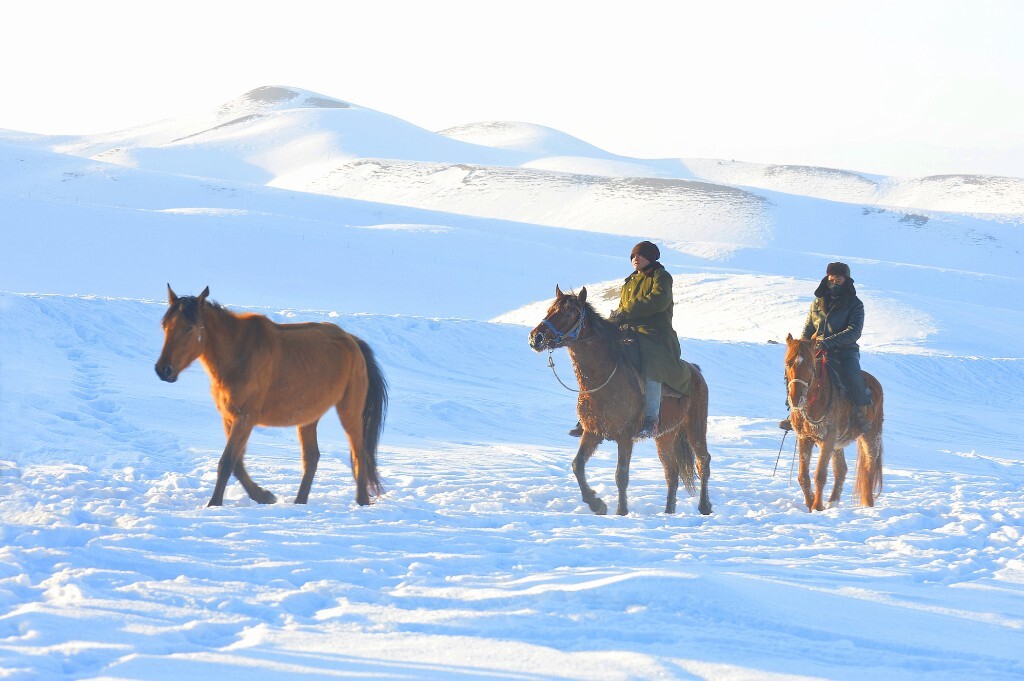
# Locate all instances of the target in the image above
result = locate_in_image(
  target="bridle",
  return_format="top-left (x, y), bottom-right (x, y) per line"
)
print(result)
top-left (538, 302), bottom-right (587, 347)
top-left (538, 302), bottom-right (618, 394)
top-left (787, 346), bottom-right (832, 425)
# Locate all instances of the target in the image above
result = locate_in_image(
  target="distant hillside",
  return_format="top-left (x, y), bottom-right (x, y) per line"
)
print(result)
top-left (6, 85), bottom-right (1016, 218)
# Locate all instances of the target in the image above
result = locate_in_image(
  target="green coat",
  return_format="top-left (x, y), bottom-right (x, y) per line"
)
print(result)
top-left (617, 263), bottom-right (691, 395)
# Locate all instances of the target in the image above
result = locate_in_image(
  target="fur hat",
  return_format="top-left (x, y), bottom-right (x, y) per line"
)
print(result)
top-left (631, 240), bottom-right (660, 262)
top-left (826, 261), bottom-right (851, 278)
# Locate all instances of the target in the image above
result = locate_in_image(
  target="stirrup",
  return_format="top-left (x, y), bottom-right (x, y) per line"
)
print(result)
top-left (569, 422), bottom-right (583, 437)
top-left (778, 418), bottom-right (792, 431)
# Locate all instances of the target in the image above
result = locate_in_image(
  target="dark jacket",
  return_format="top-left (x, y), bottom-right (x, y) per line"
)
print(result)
top-left (617, 263), bottom-right (691, 394)
top-left (801, 276), bottom-right (864, 350)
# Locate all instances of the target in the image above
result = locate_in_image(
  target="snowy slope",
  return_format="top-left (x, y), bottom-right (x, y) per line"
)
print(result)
top-left (2, 292), bottom-right (1022, 681)
top-left (46, 86), bottom-right (530, 184)
top-left (1, 86), bottom-right (1023, 680)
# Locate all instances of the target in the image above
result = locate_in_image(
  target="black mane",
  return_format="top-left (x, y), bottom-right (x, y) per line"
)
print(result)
top-left (162, 296), bottom-right (222, 326)
top-left (577, 298), bottom-right (641, 376)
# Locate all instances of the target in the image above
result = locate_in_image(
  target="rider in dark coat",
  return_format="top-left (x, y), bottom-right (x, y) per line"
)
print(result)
top-left (781, 261), bottom-right (872, 432)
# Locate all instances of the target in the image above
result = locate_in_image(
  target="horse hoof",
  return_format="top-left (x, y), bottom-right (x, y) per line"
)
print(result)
top-left (699, 503), bottom-right (712, 516)
top-left (592, 500), bottom-right (608, 515)
top-left (257, 492), bottom-right (277, 504)
top-left (616, 506), bottom-right (628, 516)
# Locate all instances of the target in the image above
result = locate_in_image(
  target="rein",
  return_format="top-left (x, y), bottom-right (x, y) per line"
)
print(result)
top-left (541, 305), bottom-right (618, 394)
top-left (547, 350), bottom-right (618, 394)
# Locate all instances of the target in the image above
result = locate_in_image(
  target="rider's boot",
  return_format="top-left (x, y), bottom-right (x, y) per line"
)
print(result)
top-left (854, 405), bottom-right (871, 433)
top-left (637, 417), bottom-right (659, 439)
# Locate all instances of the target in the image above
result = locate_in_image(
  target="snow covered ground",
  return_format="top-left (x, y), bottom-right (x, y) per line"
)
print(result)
top-left (1, 87), bottom-right (1022, 680)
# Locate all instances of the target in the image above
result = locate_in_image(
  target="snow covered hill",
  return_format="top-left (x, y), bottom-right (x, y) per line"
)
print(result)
top-left (1, 85), bottom-right (1023, 680)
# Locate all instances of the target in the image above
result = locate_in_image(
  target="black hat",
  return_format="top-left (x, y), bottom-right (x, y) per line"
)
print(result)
top-left (826, 262), bottom-right (851, 278)
top-left (631, 240), bottom-right (660, 262)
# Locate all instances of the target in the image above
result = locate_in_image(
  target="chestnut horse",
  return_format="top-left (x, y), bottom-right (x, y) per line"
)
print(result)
top-left (529, 287), bottom-right (712, 515)
top-left (155, 285), bottom-right (387, 507)
top-left (784, 334), bottom-right (884, 511)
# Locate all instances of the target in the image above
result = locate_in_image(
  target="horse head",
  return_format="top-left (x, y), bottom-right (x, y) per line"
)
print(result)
top-left (529, 286), bottom-right (588, 351)
top-left (784, 333), bottom-right (822, 411)
top-left (155, 284), bottom-right (210, 382)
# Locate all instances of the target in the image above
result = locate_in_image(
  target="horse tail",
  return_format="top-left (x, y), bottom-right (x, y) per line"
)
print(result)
top-left (676, 362), bottom-right (708, 496)
top-left (357, 338), bottom-right (388, 498)
top-left (676, 433), bottom-right (698, 496)
top-left (854, 385), bottom-right (884, 506)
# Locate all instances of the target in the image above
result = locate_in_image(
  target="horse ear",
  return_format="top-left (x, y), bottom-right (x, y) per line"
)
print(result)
top-left (167, 284), bottom-right (178, 305)
top-left (555, 285), bottom-right (563, 298)
top-left (579, 287), bottom-right (588, 305)
top-left (786, 333), bottom-right (794, 342)
top-left (199, 286), bottom-right (210, 303)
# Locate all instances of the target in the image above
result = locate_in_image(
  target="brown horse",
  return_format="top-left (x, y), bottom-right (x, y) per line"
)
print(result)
top-left (784, 334), bottom-right (884, 511)
top-left (529, 286), bottom-right (712, 515)
top-left (155, 285), bottom-right (387, 507)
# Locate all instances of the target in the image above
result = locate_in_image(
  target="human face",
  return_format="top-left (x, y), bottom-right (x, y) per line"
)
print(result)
top-left (827, 274), bottom-right (846, 286)
top-left (632, 253), bottom-right (649, 271)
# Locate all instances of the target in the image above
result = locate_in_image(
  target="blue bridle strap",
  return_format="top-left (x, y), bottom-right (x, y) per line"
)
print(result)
top-left (541, 306), bottom-right (586, 346)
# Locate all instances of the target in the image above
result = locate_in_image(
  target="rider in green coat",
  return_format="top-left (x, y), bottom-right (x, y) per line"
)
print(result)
top-left (569, 241), bottom-right (691, 439)
top-left (613, 242), bottom-right (692, 401)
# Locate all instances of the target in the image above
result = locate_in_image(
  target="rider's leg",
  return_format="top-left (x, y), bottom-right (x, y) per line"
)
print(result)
top-left (640, 379), bottom-right (661, 437)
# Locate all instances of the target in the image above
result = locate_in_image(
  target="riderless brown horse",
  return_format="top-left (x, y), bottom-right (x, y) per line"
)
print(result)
top-left (529, 286), bottom-right (712, 515)
top-left (784, 334), bottom-right (884, 510)
top-left (155, 285), bottom-right (387, 507)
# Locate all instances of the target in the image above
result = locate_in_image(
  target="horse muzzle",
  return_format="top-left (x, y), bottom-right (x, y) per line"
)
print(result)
top-left (529, 331), bottom-right (551, 352)
top-left (155, 362), bottom-right (177, 383)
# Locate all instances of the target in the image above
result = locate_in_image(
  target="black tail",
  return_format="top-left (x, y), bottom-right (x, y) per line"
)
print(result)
top-left (357, 338), bottom-right (388, 498)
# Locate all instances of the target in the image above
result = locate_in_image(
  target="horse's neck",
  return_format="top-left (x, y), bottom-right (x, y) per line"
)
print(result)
top-left (197, 305), bottom-right (245, 382)
top-left (567, 334), bottom-right (615, 384)
top-left (805, 355), bottom-right (833, 419)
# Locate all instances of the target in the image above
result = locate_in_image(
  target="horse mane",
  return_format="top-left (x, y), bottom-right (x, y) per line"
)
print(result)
top-left (577, 298), bottom-right (641, 377)
top-left (162, 295), bottom-right (227, 326)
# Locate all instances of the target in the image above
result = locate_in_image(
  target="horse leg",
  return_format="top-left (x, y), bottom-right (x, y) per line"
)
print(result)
top-left (811, 436), bottom-right (835, 512)
top-left (209, 416), bottom-right (255, 507)
top-left (295, 422), bottom-right (321, 504)
top-left (613, 437), bottom-right (634, 516)
top-left (655, 432), bottom-right (680, 514)
top-left (336, 396), bottom-right (370, 506)
top-left (572, 432), bottom-right (607, 515)
top-left (828, 447), bottom-right (848, 507)
top-left (795, 437), bottom-right (816, 511)
top-left (692, 440), bottom-right (713, 516)
top-left (684, 415), bottom-right (713, 516)
top-left (219, 417), bottom-right (276, 504)
top-left (232, 461), bottom-right (277, 504)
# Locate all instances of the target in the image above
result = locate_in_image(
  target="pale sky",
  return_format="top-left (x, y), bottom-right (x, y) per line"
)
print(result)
top-left (4, 0), bottom-right (1022, 178)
